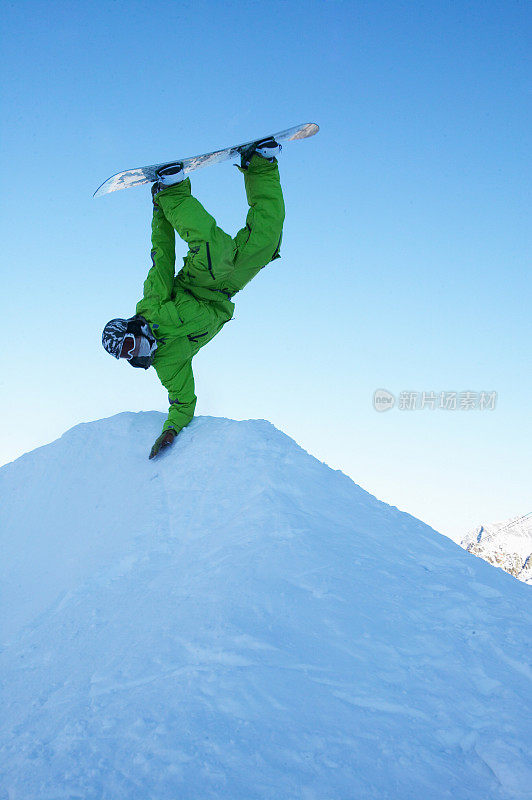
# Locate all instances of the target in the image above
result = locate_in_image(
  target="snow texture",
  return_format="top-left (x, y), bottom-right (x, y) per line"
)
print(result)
top-left (0, 412), bottom-right (531, 799)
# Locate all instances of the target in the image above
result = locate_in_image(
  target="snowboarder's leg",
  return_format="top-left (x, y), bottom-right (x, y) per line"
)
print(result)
top-left (225, 155), bottom-right (285, 296)
top-left (154, 178), bottom-right (235, 289)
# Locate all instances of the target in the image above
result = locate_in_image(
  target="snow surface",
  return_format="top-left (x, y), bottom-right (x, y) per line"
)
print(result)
top-left (1, 412), bottom-right (531, 800)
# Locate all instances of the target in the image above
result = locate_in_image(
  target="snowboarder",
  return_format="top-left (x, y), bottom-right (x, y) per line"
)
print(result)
top-left (102, 139), bottom-right (284, 459)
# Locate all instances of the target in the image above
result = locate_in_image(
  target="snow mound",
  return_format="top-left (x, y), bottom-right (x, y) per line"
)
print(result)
top-left (1, 412), bottom-right (531, 800)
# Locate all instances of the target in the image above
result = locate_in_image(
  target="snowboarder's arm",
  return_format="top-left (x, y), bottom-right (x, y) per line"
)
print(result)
top-left (148, 358), bottom-right (196, 458)
top-left (138, 205), bottom-right (176, 309)
top-left (159, 358), bottom-right (197, 437)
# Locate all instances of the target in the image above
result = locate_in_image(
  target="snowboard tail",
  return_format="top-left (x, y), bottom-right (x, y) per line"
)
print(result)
top-left (94, 122), bottom-right (319, 198)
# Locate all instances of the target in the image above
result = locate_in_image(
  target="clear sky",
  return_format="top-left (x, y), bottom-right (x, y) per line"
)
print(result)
top-left (1, 0), bottom-right (530, 542)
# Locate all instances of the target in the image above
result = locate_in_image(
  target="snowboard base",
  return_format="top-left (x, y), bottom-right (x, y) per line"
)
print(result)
top-left (94, 122), bottom-right (319, 198)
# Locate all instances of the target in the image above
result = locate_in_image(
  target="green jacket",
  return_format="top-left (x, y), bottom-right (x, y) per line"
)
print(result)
top-left (135, 157), bottom-right (285, 436)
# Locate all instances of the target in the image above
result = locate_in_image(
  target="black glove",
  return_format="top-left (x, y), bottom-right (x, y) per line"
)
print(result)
top-left (149, 428), bottom-right (177, 459)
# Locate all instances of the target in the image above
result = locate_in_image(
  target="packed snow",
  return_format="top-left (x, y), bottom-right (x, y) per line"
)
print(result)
top-left (1, 412), bottom-right (531, 799)
top-left (462, 516), bottom-right (532, 584)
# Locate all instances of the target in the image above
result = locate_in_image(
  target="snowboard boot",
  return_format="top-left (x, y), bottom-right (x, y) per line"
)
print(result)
top-left (152, 162), bottom-right (186, 199)
top-left (240, 138), bottom-right (282, 169)
top-left (156, 162), bottom-right (186, 185)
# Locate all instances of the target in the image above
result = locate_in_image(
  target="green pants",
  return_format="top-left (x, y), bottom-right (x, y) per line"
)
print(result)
top-left (154, 154), bottom-right (285, 300)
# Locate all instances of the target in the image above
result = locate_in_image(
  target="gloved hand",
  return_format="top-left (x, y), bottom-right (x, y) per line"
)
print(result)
top-left (149, 428), bottom-right (177, 459)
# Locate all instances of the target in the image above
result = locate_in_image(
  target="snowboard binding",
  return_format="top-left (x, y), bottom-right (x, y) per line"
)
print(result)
top-left (240, 138), bottom-right (282, 169)
top-left (155, 162), bottom-right (186, 186)
top-left (151, 162), bottom-right (186, 201)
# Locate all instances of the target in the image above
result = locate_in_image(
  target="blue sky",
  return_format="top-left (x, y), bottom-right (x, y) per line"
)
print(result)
top-left (1, 0), bottom-right (530, 541)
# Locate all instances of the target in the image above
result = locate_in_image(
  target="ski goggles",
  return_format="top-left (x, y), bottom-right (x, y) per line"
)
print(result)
top-left (127, 332), bottom-right (158, 370)
top-left (120, 333), bottom-right (137, 360)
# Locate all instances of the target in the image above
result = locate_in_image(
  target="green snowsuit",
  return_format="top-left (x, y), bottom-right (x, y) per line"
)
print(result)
top-left (135, 155), bottom-right (285, 436)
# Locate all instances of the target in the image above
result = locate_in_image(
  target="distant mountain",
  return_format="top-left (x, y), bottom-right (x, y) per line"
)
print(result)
top-left (1, 413), bottom-right (531, 800)
top-left (461, 514), bottom-right (532, 584)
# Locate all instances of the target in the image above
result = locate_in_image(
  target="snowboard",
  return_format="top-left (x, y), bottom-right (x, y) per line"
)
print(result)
top-left (93, 122), bottom-right (319, 198)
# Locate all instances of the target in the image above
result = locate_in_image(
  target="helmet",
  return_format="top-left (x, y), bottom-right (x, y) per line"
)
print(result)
top-left (102, 318), bottom-right (128, 359)
top-left (102, 315), bottom-right (158, 369)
